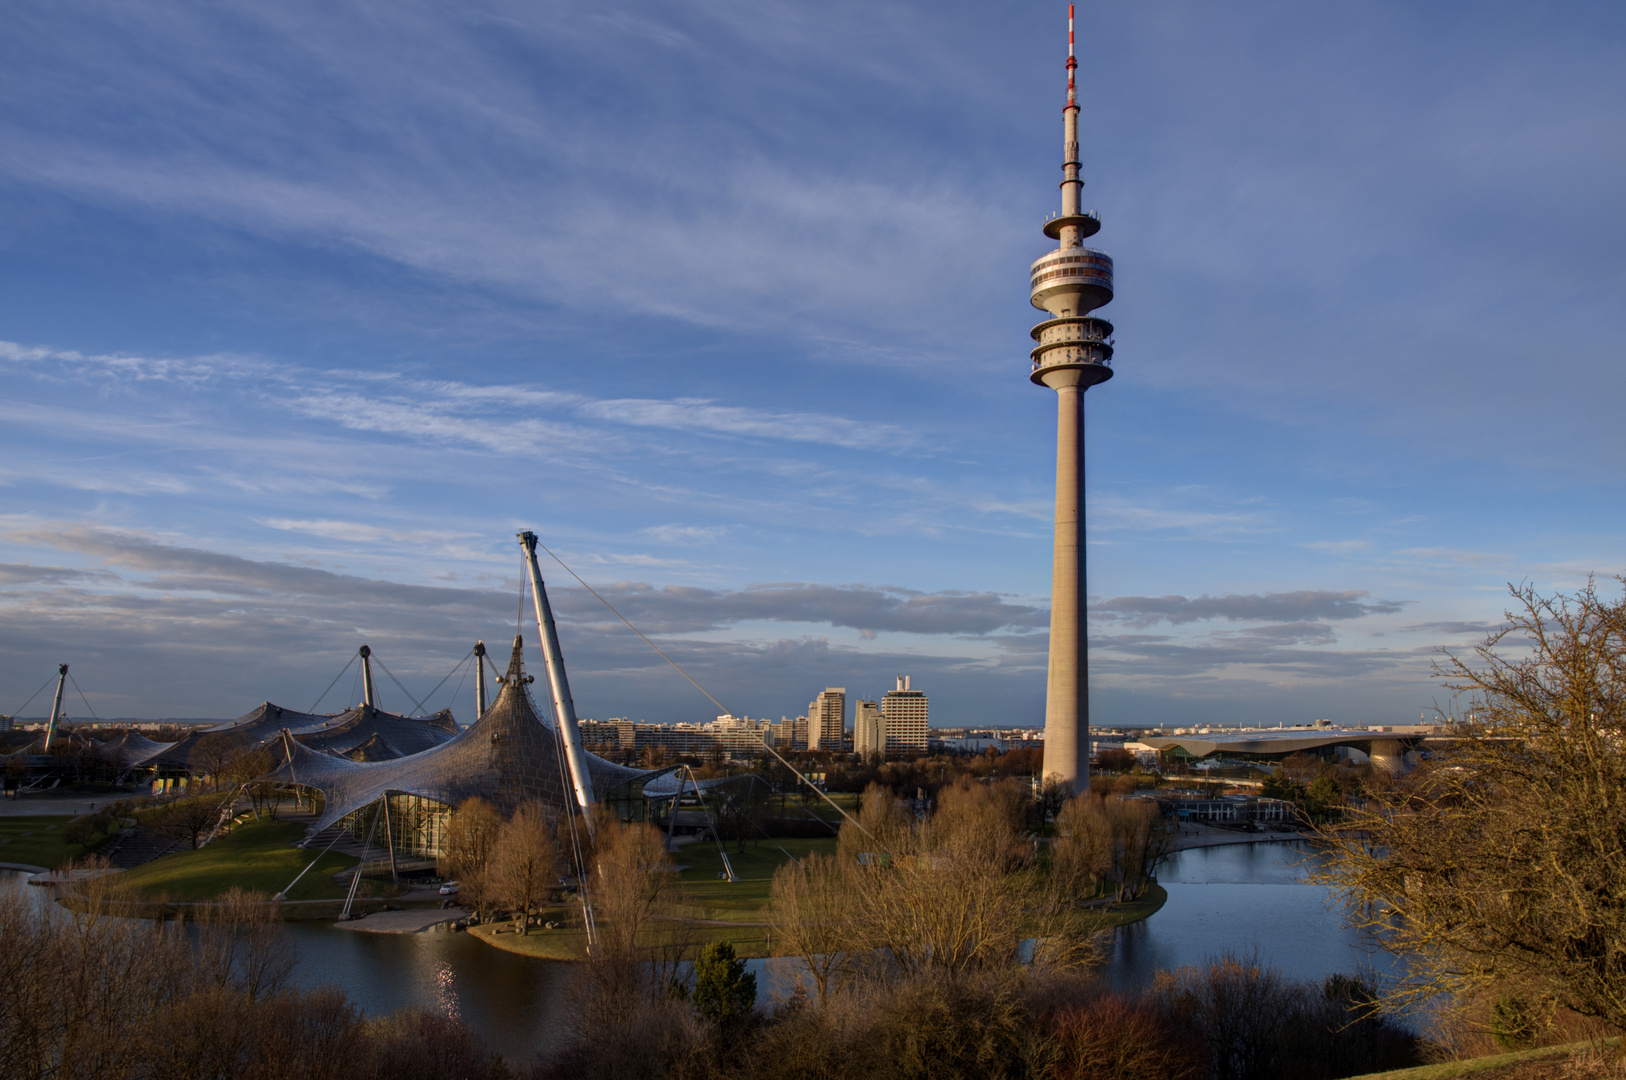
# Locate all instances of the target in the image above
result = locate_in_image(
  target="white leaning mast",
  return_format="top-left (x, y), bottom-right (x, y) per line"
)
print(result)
top-left (518, 531), bottom-right (596, 820)
top-left (42, 663), bottom-right (68, 752)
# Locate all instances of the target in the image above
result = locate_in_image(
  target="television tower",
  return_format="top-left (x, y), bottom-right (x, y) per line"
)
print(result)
top-left (1030, 5), bottom-right (1114, 793)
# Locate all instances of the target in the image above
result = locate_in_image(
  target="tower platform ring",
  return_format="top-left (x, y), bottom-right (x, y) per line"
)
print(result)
top-left (1042, 212), bottom-right (1101, 240)
top-left (1031, 360), bottom-right (1114, 389)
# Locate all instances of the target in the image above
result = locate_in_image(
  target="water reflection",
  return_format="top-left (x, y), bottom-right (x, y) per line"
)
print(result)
top-left (1105, 841), bottom-right (1389, 991)
top-left (282, 923), bottom-right (573, 1062)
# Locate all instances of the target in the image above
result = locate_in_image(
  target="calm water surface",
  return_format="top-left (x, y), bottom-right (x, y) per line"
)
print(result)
top-left (1103, 841), bottom-right (1389, 991)
top-left (6, 841), bottom-right (1387, 1065)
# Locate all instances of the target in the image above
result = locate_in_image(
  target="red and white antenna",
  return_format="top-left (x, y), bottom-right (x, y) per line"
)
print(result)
top-left (1066, 4), bottom-right (1078, 109)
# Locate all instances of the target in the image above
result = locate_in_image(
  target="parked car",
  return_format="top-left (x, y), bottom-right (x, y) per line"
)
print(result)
top-left (438, 881), bottom-right (460, 895)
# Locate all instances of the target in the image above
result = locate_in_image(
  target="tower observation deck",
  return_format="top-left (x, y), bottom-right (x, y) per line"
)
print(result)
top-left (1033, 6), bottom-right (1114, 793)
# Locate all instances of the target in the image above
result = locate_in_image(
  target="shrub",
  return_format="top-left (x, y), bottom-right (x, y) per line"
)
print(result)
top-left (1047, 994), bottom-right (1203, 1080)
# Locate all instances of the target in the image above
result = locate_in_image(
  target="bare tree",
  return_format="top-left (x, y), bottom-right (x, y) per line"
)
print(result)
top-left (216, 747), bottom-right (280, 818)
top-left (194, 887), bottom-right (295, 999)
top-left (840, 779), bottom-right (1105, 980)
top-left (592, 819), bottom-right (676, 958)
top-left (187, 733), bottom-right (251, 791)
top-left (438, 797), bottom-right (503, 918)
top-left (769, 851), bottom-right (852, 1005)
top-left (835, 781), bottom-right (913, 865)
top-left (0, 870), bottom-right (512, 1080)
top-left (1050, 792), bottom-right (1170, 904)
top-left (148, 793), bottom-right (230, 849)
top-left (1053, 793), bottom-right (1114, 900)
top-left (1104, 796), bottom-right (1171, 903)
top-left (1316, 579), bottom-right (1626, 1034)
top-left (486, 801), bottom-right (560, 935)
top-left (1036, 776), bottom-right (1070, 825)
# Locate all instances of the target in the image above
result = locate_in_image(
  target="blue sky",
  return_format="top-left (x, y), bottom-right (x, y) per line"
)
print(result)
top-left (2, 1), bottom-right (1623, 727)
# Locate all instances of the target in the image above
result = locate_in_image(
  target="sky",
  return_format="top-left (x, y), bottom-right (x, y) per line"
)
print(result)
top-left (2, 1), bottom-right (1624, 728)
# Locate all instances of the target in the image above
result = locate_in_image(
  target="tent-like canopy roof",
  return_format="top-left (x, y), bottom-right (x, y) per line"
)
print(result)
top-left (299, 704), bottom-right (458, 759)
top-left (206, 702), bottom-right (344, 740)
top-left (340, 732), bottom-right (402, 762)
top-left (142, 700), bottom-right (461, 773)
top-left (94, 730), bottom-right (174, 770)
top-left (266, 636), bottom-right (656, 836)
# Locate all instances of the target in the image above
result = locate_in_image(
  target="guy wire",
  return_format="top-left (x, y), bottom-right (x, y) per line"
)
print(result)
top-left (532, 537), bottom-right (870, 839)
top-left (67, 672), bottom-right (101, 722)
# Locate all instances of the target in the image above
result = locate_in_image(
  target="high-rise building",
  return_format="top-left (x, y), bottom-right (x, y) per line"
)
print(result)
top-left (770, 715), bottom-right (809, 750)
top-left (808, 688), bottom-right (846, 751)
top-left (880, 675), bottom-right (928, 756)
top-left (1028, 6), bottom-right (1115, 793)
top-left (854, 700), bottom-right (884, 759)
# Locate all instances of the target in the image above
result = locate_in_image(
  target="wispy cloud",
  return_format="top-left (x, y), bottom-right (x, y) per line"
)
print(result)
top-left (0, 563), bottom-right (116, 586)
top-left (1092, 495), bottom-right (1273, 536)
top-left (257, 519), bottom-right (472, 546)
top-left (1404, 620), bottom-right (1503, 637)
top-left (1397, 547), bottom-right (1510, 566)
top-left (580, 397), bottom-right (911, 451)
top-left (1302, 539), bottom-right (1374, 554)
top-left (1093, 590), bottom-right (1406, 627)
top-left (641, 524), bottom-right (728, 544)
top-left (1092, 632), bottom-right (1426, 682)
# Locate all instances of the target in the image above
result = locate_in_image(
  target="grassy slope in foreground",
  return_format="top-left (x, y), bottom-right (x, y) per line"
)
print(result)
top-left (1348, 1040), bottom-right (1620, 1080)
top-left (116, 818), bottom-right (357, 902)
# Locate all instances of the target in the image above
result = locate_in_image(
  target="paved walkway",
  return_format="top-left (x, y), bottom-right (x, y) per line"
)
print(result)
top-left (1168, 825), bottom-right (1308, 852)
top-left (333, 908), bottom-right (461, 933)
top-left (0, 861), bottom-right (49, 874)
top-left (0, 794), bottom-right (110, 817)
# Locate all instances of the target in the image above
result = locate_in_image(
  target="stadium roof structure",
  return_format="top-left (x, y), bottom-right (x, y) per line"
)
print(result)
top-left (93, 699), bottom-right (461, 776)
top-left (1141, 728), bottom-right (1425, 771)
top-left (205, 702), bottom-right (339, 739)
top-left (294, 704), bottom-right (458, 758)
top-left (267, 635), bottom-right (659, 836)
top-left (96, 730), bottom-right (175, 771)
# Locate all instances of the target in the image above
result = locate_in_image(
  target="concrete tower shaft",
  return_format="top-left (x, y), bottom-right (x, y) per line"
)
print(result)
top-left (1032, 5), bottom-right (1115, 794)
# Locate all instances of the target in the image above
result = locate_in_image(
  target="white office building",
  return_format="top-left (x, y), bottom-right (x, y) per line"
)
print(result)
top-left (880, 675), bottom-right (928, 756)
top-left (854, 700), bottom-right (884, 759)
top-left (808, 688), bottom-right (846, 751)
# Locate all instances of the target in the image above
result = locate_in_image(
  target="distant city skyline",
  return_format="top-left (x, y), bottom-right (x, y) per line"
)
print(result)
top-left (2, 2), bottom-right (1624, 727)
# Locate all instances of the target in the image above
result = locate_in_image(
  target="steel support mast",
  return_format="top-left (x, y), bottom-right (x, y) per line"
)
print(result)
top-left (518, 531), bottom-right (596, 819)
top-left (473, 640), bottom-right (490, 719)
top-left (42, 663), bottom-right (68, 752)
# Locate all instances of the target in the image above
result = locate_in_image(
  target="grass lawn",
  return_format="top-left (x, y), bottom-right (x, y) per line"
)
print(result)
top-left (1078, 882), bottom-right (1166, 931)
top-left (476, 885), bottom-right (1167, 964)
top-left (116, 818), bottom-right (358, 902)
top-left (473, 839), bottom-right (1168, 963)
top-left (673, 836), bottom-right (839, 920)
top-left (0, 815), bottom-right (102, 870)
top-left (471, 913), bottom-right (782, 962)
top-left (1347, 1040), bottom-right (1619, 1080)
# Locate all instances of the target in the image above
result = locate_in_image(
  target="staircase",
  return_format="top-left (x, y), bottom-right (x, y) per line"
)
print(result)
top-left (301, 821), bottom-right (376, 860)
top-left (300, 821), bottom-right (436, 879)
top-left (103, 827), bottom-right (186, 869)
